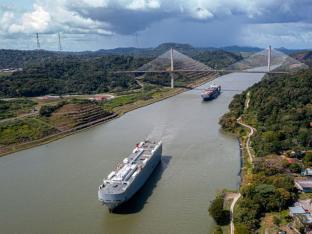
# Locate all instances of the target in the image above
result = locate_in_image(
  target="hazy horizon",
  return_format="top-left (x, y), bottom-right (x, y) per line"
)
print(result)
top-left (1, 42), bottom-right (311, 53)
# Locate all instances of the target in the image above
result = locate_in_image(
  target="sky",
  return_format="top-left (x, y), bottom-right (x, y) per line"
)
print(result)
top-left (0, 0), bottom-right (312, 51)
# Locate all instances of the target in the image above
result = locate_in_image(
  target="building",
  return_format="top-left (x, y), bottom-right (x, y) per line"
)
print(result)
top-left (302, 169), bottom-right (312, 176)
top-left (295, 199), bottom-right (312, 213)
top-left (289, 206), bottom-right (306, 217)
top-left (295, 179), bottom-right (312, 192)
top-left (88, 95), bottom-right (109, 102)
top-left (294, 213), bottom-right (312, 232)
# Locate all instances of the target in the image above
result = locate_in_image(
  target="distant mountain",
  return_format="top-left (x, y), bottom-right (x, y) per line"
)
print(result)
top-left (291, 50), bottom-right (312, 67)
top-left (276, 47), bottom-right (308, 55)
top-left (89, 47), bottom-right (154, 57)
top-left (220, 45), bottom-right (263, 53)
top-left (154, 43), bottom-right (197, 55)
top-left (195, 45), bottom-right (262, 53)
top-left (93, 43), bottom-right (198, 57)
top-left (0, 43), bottom-right (241, 69)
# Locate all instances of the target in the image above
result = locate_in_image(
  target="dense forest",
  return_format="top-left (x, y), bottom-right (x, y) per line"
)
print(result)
top-left (220, 68), bottom-right (312, 156)
top-left (0, 56), bottom-right (148, 97)
top-left (0, 43), bottom-right (242, 97)
top-left (248, 69), bottom-right (312, 156)
top-left (0, 49), bottom-right (62, 69)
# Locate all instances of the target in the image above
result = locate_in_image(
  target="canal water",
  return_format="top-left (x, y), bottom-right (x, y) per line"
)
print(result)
top-left (0, 72), bottom-right (264, 234)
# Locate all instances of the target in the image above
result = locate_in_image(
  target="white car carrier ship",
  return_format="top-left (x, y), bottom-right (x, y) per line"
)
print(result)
top-left (98, 140), bottom-right (162, 212)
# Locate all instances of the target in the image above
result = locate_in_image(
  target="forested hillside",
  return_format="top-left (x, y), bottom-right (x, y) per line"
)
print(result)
top-left (0, 49), bottom-right (62, 69)
top-left (248, 70), bottom-right (312, 156)
top-left (0, 43), bottom-right (242, 97)
top-left (220, 68), bottom-right (312, 156)
top-left (0, 56), bottom-right (148, 97)
top-left (292, 50), bottom-right (312, 67)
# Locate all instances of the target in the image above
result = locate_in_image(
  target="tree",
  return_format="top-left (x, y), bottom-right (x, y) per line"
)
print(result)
top-left (303, 152), bottom-right (312, 168)
top-left (213, 226), bottom-right (223, 234)
top-left (234, 204), bottom-right (259, 230)
top-left (288, 163), bottom-right (302, 173)
top-left (273, 216), bottom-right (280, 226)
top-left (208, 194), bottom-right (230, 226)
top-left (234, 224), bottom-right (251, 234)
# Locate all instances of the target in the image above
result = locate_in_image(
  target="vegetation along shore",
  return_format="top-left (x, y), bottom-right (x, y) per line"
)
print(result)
top-left (210, 54), bottom-right (312, 234)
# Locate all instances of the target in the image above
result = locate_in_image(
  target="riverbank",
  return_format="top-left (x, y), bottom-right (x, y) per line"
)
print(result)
top-left (217, 68), bottom-right (312, 233)
top-left (223, 93), bottom-right (252, 234)
top-left (0, 74), bottom-right (217, 157)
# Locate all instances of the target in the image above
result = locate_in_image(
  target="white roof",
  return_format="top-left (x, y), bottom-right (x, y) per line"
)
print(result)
top-left (289, 206), bottom-right (306, 214)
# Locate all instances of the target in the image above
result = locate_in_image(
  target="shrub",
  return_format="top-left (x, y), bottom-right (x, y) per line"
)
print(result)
top-left (303, 152), bottom-right (312, 168)
top-left (273, 216), bottom-right (280, 226)
top-left (234, 224), bottom-right (251, 234)
top-left (288, 163), bottom-right (302, 173)
top-left (213, 226), bottom-right (223, 234)
top-left (208, 194), bottom-right (231, 226)
top-left (39, 101), bottom-right (66, 117)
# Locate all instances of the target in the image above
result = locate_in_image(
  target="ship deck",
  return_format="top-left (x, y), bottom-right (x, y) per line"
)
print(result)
top-left (100, 140), bottom-right (159, 194)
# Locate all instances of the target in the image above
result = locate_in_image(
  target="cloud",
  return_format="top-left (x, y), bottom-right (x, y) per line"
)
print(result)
top-left (8, 4), bottom-right (51, 33)
top-left (241, 22), bottom-right (312, 48)
top-left (1, 0), bottom-right (311, 36)
top-left (0, 0), bottom-right (312, 50)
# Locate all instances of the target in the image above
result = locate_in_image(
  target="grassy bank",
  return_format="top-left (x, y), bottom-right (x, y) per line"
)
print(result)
top-left (0, 99), bottom-right (36, 120)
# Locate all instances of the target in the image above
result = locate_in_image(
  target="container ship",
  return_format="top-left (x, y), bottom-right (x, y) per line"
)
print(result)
top-left (201, 84), bottom-right (221, 101)
top-left (98, 140), bottom-right (162, 212)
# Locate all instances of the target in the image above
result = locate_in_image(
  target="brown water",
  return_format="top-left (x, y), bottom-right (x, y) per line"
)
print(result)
top-left (0, 72), bottom-right (264, 234)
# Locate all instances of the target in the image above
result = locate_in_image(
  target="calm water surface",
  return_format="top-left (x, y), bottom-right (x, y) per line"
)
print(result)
top-left (0, 72), bottom-right (264, 234)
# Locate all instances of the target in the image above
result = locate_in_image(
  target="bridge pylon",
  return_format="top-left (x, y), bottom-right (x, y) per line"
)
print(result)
top-left (170, 48), bottom-right (174, 88)
top-left (267, 45), bottom-right (271, 72)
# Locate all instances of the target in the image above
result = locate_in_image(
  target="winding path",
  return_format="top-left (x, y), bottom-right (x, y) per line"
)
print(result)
top-left (230, 193), bottom-right (241, 234)
top-left (237, 117), bottom-right (255, 163)
top-left (230, 92), bottom-right (256, 234)
top-left (237, 91), bottom-right (256, 163)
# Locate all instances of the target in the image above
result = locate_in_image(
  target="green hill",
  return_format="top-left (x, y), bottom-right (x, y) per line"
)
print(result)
top-left (291, 50), bottom-right (312, 67)
top-left (220, 68), bottom-right (312, 156)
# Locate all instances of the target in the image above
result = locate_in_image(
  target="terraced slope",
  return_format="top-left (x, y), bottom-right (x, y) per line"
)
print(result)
top-left (49, 103), bottom-right (112, 131)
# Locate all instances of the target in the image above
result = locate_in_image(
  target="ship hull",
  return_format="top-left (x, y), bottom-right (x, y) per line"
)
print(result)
top-left (201, 90), bottom-right (221, 101)
top-left (98, 144), bottom-right (162, 211)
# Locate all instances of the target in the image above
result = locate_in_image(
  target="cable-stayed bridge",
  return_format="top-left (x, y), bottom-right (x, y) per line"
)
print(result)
top-left (115, 46), bottom-right (308, 88)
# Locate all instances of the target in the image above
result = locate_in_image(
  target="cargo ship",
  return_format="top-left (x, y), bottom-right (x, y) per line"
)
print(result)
top-left (98, 140), bottom-right (162, 212)
top-left (201, 84), bottom-right (221, 101)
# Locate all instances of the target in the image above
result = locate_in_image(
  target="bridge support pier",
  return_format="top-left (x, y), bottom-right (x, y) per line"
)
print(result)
top-left (170, 48), bottom-right (174, 88)
top-left (170, 73), bottom-right (174, 88)
top-left (268, 45), bottom-right (271, 72)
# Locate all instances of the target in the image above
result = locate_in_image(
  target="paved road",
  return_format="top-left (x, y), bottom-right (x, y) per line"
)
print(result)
top-left (230, 193), bottom-right (241, 234)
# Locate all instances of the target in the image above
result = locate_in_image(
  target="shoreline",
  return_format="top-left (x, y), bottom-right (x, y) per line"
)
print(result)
top-left (0, 74), bottom-right (218, 157)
